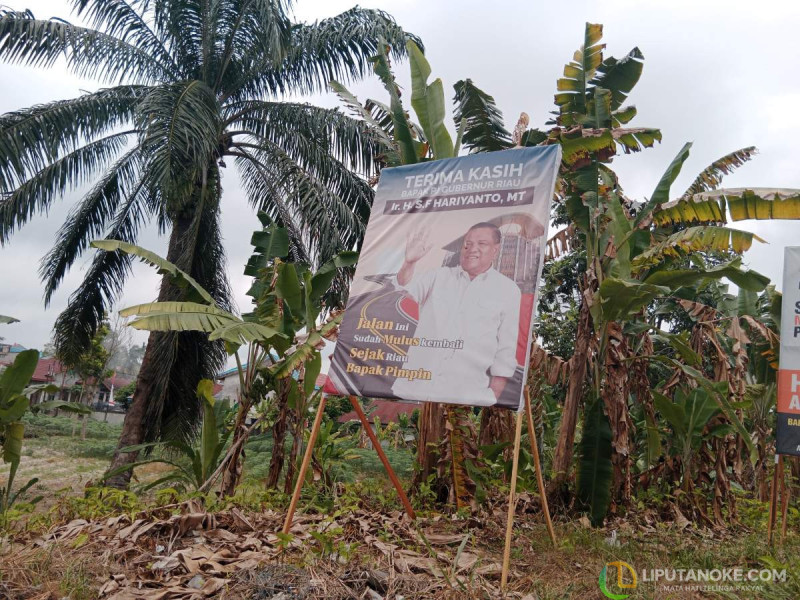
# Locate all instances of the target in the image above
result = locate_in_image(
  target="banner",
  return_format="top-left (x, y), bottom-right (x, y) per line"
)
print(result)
top-left (324, 145), bottom-right (561, 411)
top-left (777, 246), bottom-right (800, 455)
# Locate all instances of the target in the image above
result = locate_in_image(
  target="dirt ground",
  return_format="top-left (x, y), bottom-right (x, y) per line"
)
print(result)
top-left (0, 438), bottom-right (108, 507)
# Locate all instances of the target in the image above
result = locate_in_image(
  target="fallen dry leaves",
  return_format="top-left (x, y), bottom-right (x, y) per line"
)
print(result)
top-left (2, 500), bottom-right (521, 599)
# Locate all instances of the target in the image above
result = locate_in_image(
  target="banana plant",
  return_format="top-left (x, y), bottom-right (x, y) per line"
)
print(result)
top-left (102, 379), bottom-right (233, 492)
top-left (653, 387), bottom-right (724, 487)
top-left (93, 216), bottom-right (357, 496)
top-left (0, 347), bottom-right (89, 517)
top-left (551, 27), bottom-right (799, 526)
top-left (1, 348), bottom-right (38, 515)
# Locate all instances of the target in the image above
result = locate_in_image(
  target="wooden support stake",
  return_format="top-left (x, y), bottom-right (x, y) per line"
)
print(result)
top-left (282, 394), bottom-right (328, 535)
top-left (501, 410), bottom-right (524, 591)
top-left (768, 454), bottom-right (781, 546)
top-left (524, 388), bottom-right (557, 547)
top-left (780, 457), bottom-right (790, 544)
top-left (349, 396), bottom-right (416, 521)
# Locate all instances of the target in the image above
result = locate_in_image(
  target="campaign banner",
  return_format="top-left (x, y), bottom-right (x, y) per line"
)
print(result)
top-left (777, 246), bottom-right (800, 455)
top-left (324, 145), bottom-right (561, 411)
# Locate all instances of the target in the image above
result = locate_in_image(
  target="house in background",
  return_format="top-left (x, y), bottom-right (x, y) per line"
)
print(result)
top-left (0, 348), bottom-right (132, 408)
top-left (213, 366), bottom-right (326, 403)
top-left (0, 353), bottom-right (80, 405)
top-left (214, 365), bottom-right (241, 402)
top-left (337, 398), bottom-right (418, 427)
top-left (0, 342), bottom-right (29, 364)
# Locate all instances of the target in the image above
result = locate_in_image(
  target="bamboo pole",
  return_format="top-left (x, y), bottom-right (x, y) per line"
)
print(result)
top-left (524, 388), bottom-right (556, 547)
top-left (501, 410), bottom-right (524, 591)
top-left (768, 454), bottom-right (781, 546)
top-left (348, 396), bottom-right (416, 520)
top-left (780, 458), bottom-right (790, 544)
top-left (282, 395), bottom-right (328, 535)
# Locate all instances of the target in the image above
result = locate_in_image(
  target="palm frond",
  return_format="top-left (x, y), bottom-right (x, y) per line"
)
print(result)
top-left (232, 8), bottom-right (420, 98)
top-left (681, 147), bottom-right (757, 198)
top-left (71, 0), bottom-right (179, 75)
top-left (1, 131), bottom-right (135, 244)
top-left (39, 145), bottom-right (146, 304)
top-left (328, 82), bottom-right (396, 151)
top-left (452, 79), bottom-right (512, 153)
top-left (0, 85), bottom-right (147, 191)
top-left (52, 186), bottom-right (152, 364)
top-left (234, 155), bottom-right (311, 264)
top-left (232, 141), bottom-right (370, 260)
top-left (234, 147), bottom-right (366, 309)
top-left (0, 9), bottom-right (177, 83)
top-left (135, 80), bottom-right (221, 209)
top-left (150, 0), bottom-right (203, 76)
top-left (212, 0), bottom-right (291, 92)
top-left (227, 101), bottom-right (382, 176)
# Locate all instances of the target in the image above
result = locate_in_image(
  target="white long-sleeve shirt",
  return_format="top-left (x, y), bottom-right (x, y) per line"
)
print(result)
top-left (391, 265), bottom-right (521, 406)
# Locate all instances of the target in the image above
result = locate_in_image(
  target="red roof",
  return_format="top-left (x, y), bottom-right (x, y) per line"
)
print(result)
top-left (315, 373), bottom-right (328, 389)
top-left (30, 357), bottom-right (69, 383)
top-left (338, 399), bottom-right (419, 424)
top-left (103, 374), bottom-right (133, 390)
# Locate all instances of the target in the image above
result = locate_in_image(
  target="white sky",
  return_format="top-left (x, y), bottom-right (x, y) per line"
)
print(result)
top-left (1, 0), bottom-right (799, 352)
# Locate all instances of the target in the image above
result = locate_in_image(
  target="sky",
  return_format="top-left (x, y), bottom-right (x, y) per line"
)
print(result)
top-left (1, 0), bottom-right (799, 355)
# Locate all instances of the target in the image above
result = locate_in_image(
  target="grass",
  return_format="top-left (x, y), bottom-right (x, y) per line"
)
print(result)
top-left (242, 433), bottom-right (414, 485)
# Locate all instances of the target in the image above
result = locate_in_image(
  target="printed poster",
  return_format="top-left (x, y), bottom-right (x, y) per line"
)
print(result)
top-left (324, 145), bottom-right (561, 411)
top-left (777, 246), bottom-right (800, 455)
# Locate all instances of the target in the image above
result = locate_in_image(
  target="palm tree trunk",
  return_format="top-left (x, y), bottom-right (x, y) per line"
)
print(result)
top-left (104, 215), bottom-right (196, 489)
top-left (104, 329), bottom-right (162, 488)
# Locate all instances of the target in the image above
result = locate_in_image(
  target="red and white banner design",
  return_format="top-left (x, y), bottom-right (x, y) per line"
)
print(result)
top-left (777, 246), bottom-right (800, 455)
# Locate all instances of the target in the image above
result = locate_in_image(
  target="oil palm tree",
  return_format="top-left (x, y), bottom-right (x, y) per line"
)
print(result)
top-left (0, 0), bottom-right (417, 486)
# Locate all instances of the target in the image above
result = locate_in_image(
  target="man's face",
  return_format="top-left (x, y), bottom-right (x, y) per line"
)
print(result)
top-left (460, 227), bottom-right (500, 277)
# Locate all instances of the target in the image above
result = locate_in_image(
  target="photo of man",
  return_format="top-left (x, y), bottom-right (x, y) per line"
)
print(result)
top-left (392, 222), bottom-right (520, 406)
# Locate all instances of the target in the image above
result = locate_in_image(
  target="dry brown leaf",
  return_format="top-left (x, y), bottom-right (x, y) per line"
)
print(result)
top-left (229, 508), bottom-right (254, 532)
top-left (174, 549), bottom-right (201, 575)
top-left (454, 551), bottom-right (479, 571)
top-left (203, 560), bottom-right (236, 574)
top-left (175, 513), bottom-right (214, 536)
top-left (421, 532), bottom-right (463, 545)
top-left (239, 537), bottom-right (262, 551)
top-left (116, 519), bottom-right (145, 541)
top-left (151, 556), bottom-right (182, 573)
top-left (204, 528), bottom-right (238, 543)
top-left (394, 551), bottom-right (437, 575)
top-left (475, 562), bottom-right (503, 576)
